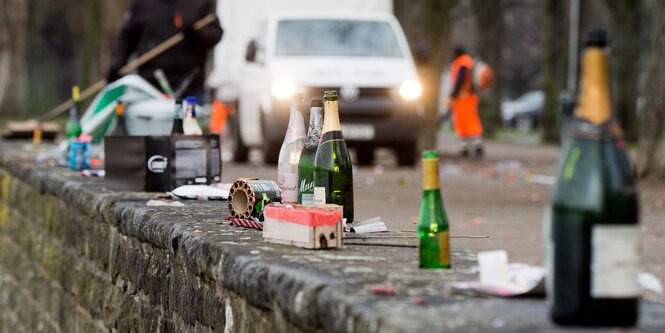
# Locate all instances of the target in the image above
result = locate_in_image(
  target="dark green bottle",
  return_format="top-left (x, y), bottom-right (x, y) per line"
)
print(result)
top-left (65, 86), bottom-right (82, 142)
top-left (549, 30), bottom-right (639, 327)
top-left (418, 150), bottom-right (450, 268)
top-left (298, 98), bottom-right (324, 205)
top-left (111, 101), bottom-right (128, 136)
top-left (314, 91), bottom-right (354, 222)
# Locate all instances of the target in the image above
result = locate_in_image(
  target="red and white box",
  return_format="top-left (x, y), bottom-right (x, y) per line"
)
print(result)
top-left (263, 204), bottom-right (343, 249)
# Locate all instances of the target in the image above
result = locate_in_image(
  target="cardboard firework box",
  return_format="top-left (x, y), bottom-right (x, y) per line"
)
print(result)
top-left (104, 134), bottom-right (221, 192)
top-left (263, 204), bottom-right (344, 249)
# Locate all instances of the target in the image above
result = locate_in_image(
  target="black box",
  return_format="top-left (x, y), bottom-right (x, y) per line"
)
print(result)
top-left (104, 134), bottom-right (221, 192)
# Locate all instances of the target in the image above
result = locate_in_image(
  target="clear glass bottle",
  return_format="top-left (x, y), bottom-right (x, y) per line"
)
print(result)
top-left (277, 93), bottom-right (306, 204)
top-left (183, 96), bottom-right (202, 135)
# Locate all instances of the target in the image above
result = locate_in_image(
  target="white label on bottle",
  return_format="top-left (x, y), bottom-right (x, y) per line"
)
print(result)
top-left (313, 187), bottom-right (326, 205)
top-left (591, 225), bottom-right (641, 298)
top-left (277, 172), bottom-right (299, 204)
top-left (301, 194), bottom-right (314, 205)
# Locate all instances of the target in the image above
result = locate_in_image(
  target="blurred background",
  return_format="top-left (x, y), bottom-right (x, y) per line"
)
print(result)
top-left (0, 0), bottom-right (663, 175)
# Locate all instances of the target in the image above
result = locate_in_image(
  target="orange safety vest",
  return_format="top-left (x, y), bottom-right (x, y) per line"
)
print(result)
top-left (450, 55), bottom-right (483, 138)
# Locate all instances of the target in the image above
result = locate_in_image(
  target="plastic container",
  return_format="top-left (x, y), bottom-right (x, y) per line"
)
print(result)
top-left (124, 99), bottom-right (175, 136)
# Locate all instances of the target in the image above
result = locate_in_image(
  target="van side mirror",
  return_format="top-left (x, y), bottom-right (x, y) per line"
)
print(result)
top-left (246, 40), bottom-right (258, 62)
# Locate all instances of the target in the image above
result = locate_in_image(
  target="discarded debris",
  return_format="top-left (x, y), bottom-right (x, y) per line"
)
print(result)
top-left (172, 184), bottom-right (230, 200)
top-left (146, 199), bottom-right (185, 207)
top-left (263, 204), bottom-right (344, 249)
top-left (228, 179), bottom-right (282, 220)
top-left (451, 250), bottom-right (545, 297)
top-left (81, 170), bottom-right (105, 178)
top-left (639, 272), bottom-right (664, 294)
top-left (372, 280), bottom-right (396, 296)
top-left (525, 174), bottom-right (556, 185)
top-left (411, 297), bottom-right (427, 305)
top-left (227, 216), bottom-right (264, 230)
top-left (349, 216), bottom-right (387, 233)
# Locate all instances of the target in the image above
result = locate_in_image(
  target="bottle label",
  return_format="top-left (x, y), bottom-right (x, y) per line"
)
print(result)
top-left (319, 130), bottom-right (344, 145)
top-left (313, 187), bottom-right (326, 205)
top-left (301, 194), bottom-right (314, 205)
top-left (591, 225), bottom-right (641, 298)
top-left (422, 157), bottom-right (440, 190)
top-left (277, 172), bottom-right (299, 204)
top-left (439, 231), bottom-right (450, 266)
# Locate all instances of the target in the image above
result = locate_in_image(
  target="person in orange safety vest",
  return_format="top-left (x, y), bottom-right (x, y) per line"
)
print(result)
top-left (448, 46), bottom-right (484, 157)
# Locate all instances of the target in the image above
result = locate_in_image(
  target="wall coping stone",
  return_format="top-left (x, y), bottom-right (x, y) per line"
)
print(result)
top-left (2, 141), bottom-right (665, 332)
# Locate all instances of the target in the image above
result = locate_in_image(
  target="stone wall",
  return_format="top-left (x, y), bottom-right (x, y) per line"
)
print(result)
top-left (0, 156), bottom-right (307, 332)
top-left (2, 144), bottom-right (665, 332)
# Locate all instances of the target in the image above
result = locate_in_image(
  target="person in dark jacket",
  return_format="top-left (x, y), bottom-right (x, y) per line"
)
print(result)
top-left (107, 0), bottom-right (223, 98)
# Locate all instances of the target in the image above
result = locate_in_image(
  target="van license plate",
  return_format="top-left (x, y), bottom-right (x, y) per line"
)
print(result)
top-left (341, 124), bottom-right (375, 140)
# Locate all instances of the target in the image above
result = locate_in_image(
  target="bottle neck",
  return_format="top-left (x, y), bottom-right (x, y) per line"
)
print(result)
top-left (422, 157), bottom-right (440, 191)
top-left (322, 100), bottom-right (341, 133)
top-left (574, 48), bottom-right (612, 125)
top-left (285, 104), bottom-right (305, 142)
top-left (69, 106), bottom-right (78, 119)
top-left (174, 103), bottom-right (183, 119)
top-left (186, 104), bottom-right (196, 119)
top-left (306, 106), bottom-right (324, 141)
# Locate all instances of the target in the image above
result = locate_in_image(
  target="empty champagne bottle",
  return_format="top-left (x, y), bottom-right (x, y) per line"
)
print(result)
top-left (298, 98), bottom-right (324, 205)
top-left (277, 93), bottom-right (306, 204)
top-left (418, 150), bottom-right (450, 268)
top-left (171, 99), bottom-right (184, 135)
top-left (111, 101), bottom-right (128, 136)
top-left (183, 96), bottom-right (203, 135)
top-left (65, 86), bottom-right (82, 142)
top-left (314, 91), bottom-right (353, 222)
top-left (548, 30), bottom-right (639, 326)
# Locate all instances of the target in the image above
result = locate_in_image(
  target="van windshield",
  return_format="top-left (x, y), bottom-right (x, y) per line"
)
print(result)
top-left (275, 19), bottom-right (403, 58)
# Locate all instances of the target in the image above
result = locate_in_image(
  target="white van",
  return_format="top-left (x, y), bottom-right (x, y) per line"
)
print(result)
top-left (210, 1), bottom-right (423, 165)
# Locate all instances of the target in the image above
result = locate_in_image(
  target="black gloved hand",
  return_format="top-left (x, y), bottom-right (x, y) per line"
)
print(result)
top-left (107, 64), bottom-right (121, 83)
top-left (182, 24), bottom-right (197, 40)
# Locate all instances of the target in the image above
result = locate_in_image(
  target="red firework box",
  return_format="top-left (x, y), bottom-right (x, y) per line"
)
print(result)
top-left (263, 204), bottom-right (344, 249)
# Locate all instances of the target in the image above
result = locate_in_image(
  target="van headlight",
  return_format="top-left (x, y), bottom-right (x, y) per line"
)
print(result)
top-left (271, 78), bottom-right (295, 99)
top-left (399, 80), bottom-right (422, 100)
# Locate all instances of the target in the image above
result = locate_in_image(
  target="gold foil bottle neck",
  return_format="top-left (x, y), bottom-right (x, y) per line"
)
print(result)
top-left (422, 157), bottom-right (440, 190)
top-left (574, 48), bottom-right (612, 125)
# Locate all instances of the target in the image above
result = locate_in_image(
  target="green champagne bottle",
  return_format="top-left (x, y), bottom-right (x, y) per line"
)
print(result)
top-left (549, 30), bottom-right (639, 326)
top-left (418, 150), bottom-right (450, 268)
top-left (298, 98), bottom-right (324, 205)
top-left (65, 86), bottom-right (82, 142)
top-left (314, 91), bottom-right (354, 222)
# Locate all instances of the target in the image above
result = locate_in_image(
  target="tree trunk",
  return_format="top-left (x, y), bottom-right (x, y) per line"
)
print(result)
top-left (541, 0), bottom-right (568, 143)
top-left (637, 1), bottom-right (665, 177)
top-left (606, 0), bottom-right (641, 143)
top-left (470, 0), bottom-right (504, 138)
top-left (394, 0), bottom-right (456, 151)
top-left (0, 0), bottom-right (27, 117)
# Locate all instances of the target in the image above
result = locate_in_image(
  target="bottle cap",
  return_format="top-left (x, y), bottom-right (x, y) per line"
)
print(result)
top-left (422, 150), bottom-right (439, 159)
top-left (115, 101), bottom-right (124, 116)
top-left (323, 91), bottom-right (338, 98)
top-left (310, 98), bottom-right (323, 107)
top-left (185, 96), bottom-right (196, 104)
top-left (584, 29), bottom-right (608, 48)
top-left (72, 86), bottom-right (80, 101)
